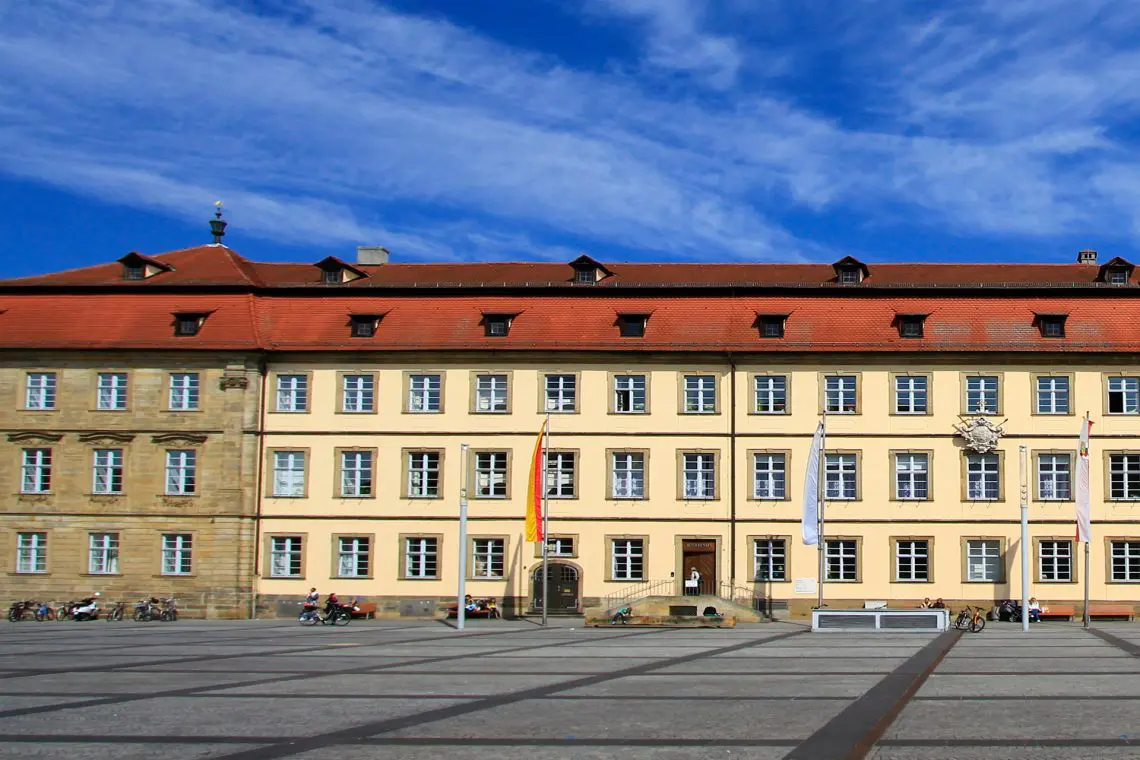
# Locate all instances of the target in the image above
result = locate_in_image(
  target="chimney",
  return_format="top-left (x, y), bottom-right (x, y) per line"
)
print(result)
top-left (356, 246), bottom-right (390, 265)
top-left (1077, 249), bottom-right (1098, 264)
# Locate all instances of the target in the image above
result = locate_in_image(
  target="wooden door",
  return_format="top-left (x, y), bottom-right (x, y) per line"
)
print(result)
top-left (533, 563), bottom-right (579, 612)
top-left (681, 540), bottom-right (717, 595)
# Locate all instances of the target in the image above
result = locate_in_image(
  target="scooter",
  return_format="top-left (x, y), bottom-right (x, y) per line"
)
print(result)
top-left (70, 594), bottom-right (100, 621)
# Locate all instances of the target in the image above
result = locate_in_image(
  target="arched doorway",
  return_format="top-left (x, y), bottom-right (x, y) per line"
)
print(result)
top-left (532, 563), bottom-right (580, 612)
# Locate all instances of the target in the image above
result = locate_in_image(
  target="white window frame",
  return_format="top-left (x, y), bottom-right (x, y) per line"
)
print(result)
top-left (169, 373), bottom-right (200, 411)
top-left (474, 374), bottom-right (509, 413)
top-left (1109, 454), bottom-right (1140, 500)
top-left (472, 538), bottom-right (505, 578)
top-left (275, 374), bottom-right (308, 413)
top-left (965, 376), bottom-right (999, 414)
top-left (545, 451), bottom-right (576, 499)
top-left (20, 448), bottom-right (52, 494)
top-left (1035, 376), bottom-right (1069, 415)
top-left (824, 375), bottom-right (857, 414)
top-left (545, 536), bottom-right (575, 557)
top-left (895, 539), bottom-right (929, 582)
top-left (92, 448), bottom-right (124, 495)
top-left (165, 449), bottom-right (197, 496)
top-left (611, 539), bottom-right (644, 581)
top-left (612, 452), bottom-right (645, 499)
top-left (614, 374), bottom-right (647, 414)
top-left (407, 451), bottom-right (441, 498)
top-left (894, 376), bottom-right (927, 414)
top-left (825, 453), bottom-right (857, 500)
top-left (340, 451), bottom-right (374, 497)
top-left (825, 539), bottom-right (857, 581)
top-left (408, 373), bottom-right (442, 413)
top-left (1038, 454), bottom-right (1071, 501)
top-left (405, 537), bottom-right (438, 579)
top-left (1107, 377), bottom-right (1140, 415)
top-left (337, 536), bottom-right (370, 578)
top-left (753, 538), bottom-right (786, 581)
top-left (544, 374), bottom-right (577, 413)
top-left (96, 372), bottom-right (128, 410)
top-left (1110, 541), bottom-right (1140, 582)
top-left (342, 374), bottom-right (375, 413)
top-left (683, 375), bottom-right (717, 414)
top-left (272, 451), bottom-right (306, 497)
top-left (682, 453), bottom-right (716, 500)
top-left (475, 451), bottom-right (508, 498)
top-left (752, 453), bottom-right (786, 499)
top-left (966, 454), bottom-right (999, 500)
top-left (15, 532), bottom-right (46, 574)
top-left (1038, 540), bottom-right (1071, 582)
top-left (894, 453), bottom-right (928, 500)
top-left (966, 539), bottom-right (1001, 582)
top-left (88, 533), bottom-right (120, 575)
top-left (754, 375), bottom-right (787, 414)
top-left (161, 534), bottom-right (193, 576)
top-left (269, 536), bottom-right (303, 578)
top-left (25, 372), bottom-right (57, 410)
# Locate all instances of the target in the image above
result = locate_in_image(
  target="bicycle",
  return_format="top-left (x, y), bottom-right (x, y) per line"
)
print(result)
top-left (105, 602), bottom-right (126, 622)
top-left (953, 605), bottom-right (987, 633)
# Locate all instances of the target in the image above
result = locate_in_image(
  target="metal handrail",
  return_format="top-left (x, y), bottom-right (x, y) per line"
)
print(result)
top-left (601, 578), bottom-right (674, 611)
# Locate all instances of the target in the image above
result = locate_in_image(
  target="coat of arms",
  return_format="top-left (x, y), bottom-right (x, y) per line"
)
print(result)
top-left (954, 417), bottom-right (1005, 453)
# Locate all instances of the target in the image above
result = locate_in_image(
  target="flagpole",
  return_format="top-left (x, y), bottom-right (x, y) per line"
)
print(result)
top-left (1019, 445), bottom-right (1029, 633)
top-left (541, 415), bottom-right (551, 627)
top-left (456, 443), bottom-right (469, 633)
top-left (817, 409), bottom-right (827, 610)
top-left (1082, 412), bottom-right (1091, 629)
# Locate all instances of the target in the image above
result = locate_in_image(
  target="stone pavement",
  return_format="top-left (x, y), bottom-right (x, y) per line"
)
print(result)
top-left (0, 618), bottom-right (1136, 759)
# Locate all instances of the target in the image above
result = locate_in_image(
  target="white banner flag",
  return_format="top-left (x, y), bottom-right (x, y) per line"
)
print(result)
top-left (1076, 415), bottom-right (1092, 543)
top-left (802, 421), bottom-right (824, 545)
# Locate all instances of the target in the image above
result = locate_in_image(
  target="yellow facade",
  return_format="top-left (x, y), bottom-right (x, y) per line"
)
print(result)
top-left (256, 354), bottom-right (1140, 617)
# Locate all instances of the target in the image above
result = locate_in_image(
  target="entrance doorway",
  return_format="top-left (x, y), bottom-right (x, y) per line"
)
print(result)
top-left (681, 539), bottom-right (717, 595)
top-left (532, 563), bottom-right (580, 612)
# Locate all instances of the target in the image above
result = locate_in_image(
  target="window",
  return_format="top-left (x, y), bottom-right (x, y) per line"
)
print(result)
top-left (474, 451), bottom-right (508, 498)
top-left (825, 539), bottom-right (857, 581)
top-left (350, 315), bottom-right (378, 338)
top-left (899, 317), bottom-right (924, 338)
top-left (272, 451), bottom-right (306, 497)
top-left (269, 536), bottom-right (303, 578)
top-left (275, 374), bottom-right (308, 413)
top-left (754, 375), bottom-right (787, 414)
top-left (1036, 376), bottom-right (1070, 415)
top-left (20, 448), bottom-right (51, 493)
top-left (408, 373), bottom-right (442, 413)
top-left (15, 533), bottom-right (46, 574)
top-left (544, 536), bottom-right (575, 557)
top-left (337, 536), bottom-right (370, 578)
top-left (407, 451), bottom-right (441, 498)
top-left (322, 268), bottom-right (342, 284)
top-left (966, 539), bottom-right (1002, 582)
top-left (1109, 270), bottom-right (1129, 285)
top-left (1109, 454), bottom-right (1140, 500)
top-left (825, 453), bottom-right (857, 500)
top-left (894, 376), bottom-right (928, 414)
top-left (1111, 541), bottom-right (1140, 582)
top-left (546, 451), bottom-right (576, 498)
top-left (758, 316), bottom-right (785, 338)
top-left (611, 538), bottom-right (644, 581)
top-left (824, 375), bottom-right (857, 413)
top-left (88, 533), bottom-right (119, 575)
top-left (683, 375), bottom-right (717, 414)
top-left (1107, 377), bottom-right (1140, 415)
top-left (165, 450), bottom-right (197, 495)
top-left (474, 374), bottom-right (509, 413)
top-left (161, 534), bottom-right (193, 575)
top-left (894, 453), bottom-right (928, 500)
top-left (838, 268), bottom-right (860, 285)
top-left (174, 314), bottom-right (203, 336)
top-left (575, 268), bottom-right (595, 284)
top-left (966, 454), bottom-right (1000, 500)
top-left (1039, 540), bottom-right (1072, 582)
top-left (611, 452), bottom-right (646, 499)
top-left (1037, 315), bottom-right (1066, 338)
top-left (544, 374), bottom-right (577, 413)
top-left (472, 538), bottom-right (505, 578)
top-left (753, 538), bottom-right (787, 581)
top-left (752, 453), bottom-right (786, 499)
top-left (895, 539), bottom-right (929, 582)
top-left (340, 451), bottom-right (374, 497)
top-left (341, 374), bottom-right (375, 413)
top-left (1038, 454), bottom-right (1071, 500)
top-left (965, 375), bottom-right (999, 414)
top-left (614, 374), bottom-right (647, 413)
top-left (617, 314), bottom-right (647, 337)
top-left (96, 373), bottom-right (128, 410)
top-left (25, 372), bottom-right (56, 410)
top-left (484, 315), bottom-right (512, 337)
top-left (169, 373), bottom-right (200, 411)
top-left (124, 264), bottom-right (145, 280)
top-left (92, 449), bottom-right (124, 494)
top-left (404, 536), bottom-right (438, 579)
top-left (682, 453), bottom-right (716, 500)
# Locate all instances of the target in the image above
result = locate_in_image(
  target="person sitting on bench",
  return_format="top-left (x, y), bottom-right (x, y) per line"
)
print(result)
top-left (1028, 597), bottom-right (1044, 623)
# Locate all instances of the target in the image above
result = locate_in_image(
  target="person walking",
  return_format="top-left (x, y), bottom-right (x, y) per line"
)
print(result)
top-left (688, 567), bottom-right (702, 596)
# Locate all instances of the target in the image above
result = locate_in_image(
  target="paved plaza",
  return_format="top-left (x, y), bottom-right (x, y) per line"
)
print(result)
top-left (0, 619), bottom-right (1138, 759)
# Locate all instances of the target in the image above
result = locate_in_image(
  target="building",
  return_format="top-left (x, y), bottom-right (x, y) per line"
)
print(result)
top-left (3, 239), bottom-right (1140, 618)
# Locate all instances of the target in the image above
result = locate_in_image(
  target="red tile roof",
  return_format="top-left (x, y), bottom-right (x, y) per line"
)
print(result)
top-left (2, 245), bottom-right (1139, 353)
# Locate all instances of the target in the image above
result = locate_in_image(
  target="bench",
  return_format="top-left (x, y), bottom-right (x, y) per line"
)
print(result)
top-left (1089, 603), bottom-right (1135, 621)
top-left (351, 602), bottom-right (377, 619)
top-left (446, 606), bottom-right (501, 619)
top-left (1039, 604), bottom-right (1075, 621)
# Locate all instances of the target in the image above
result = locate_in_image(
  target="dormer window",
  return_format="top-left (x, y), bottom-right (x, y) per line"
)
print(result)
top-left (897, 315), bottom-right (926, 339)
top-left (118, 252), bottom-right (172, 281)
top-left (568, 254), bottom-right (612, 286)
top-left (617, 313), bottom-right (648, 338)
top-left (484, 314), bottom-right (513, 337)
top-left (1036, 314), bottom-right (1067, 338)
top-left (1109, 270), bottom-right (1128, 286)
top-left (172, 312), bottom-right (207, 337)
top-left (839, 268), bottom-right (859, 285)
top-left (1097, 257), bottom-right (1134, 286)
top-left (349, 314), bottom-right (381, 338)
top-left (832, 256), bottom-right (869, 286)
top-left (315, 256), bottom-right (367, 285)
top-left (322, 269), bottom-right (342, 284)
top-left (124, 265), bottom-right (145, 281)
top-left (575, 269), bottom-right (596, 284)
top-left (756, 315), bottom-right (786, 339)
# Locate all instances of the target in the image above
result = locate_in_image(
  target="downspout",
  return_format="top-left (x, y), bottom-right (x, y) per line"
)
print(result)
top-left (249, 353), bottom-right (268, 619)
top-left (728, 350), bottom-right (737, 588)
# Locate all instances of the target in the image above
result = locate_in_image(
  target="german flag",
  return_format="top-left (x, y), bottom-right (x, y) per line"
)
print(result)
top-left (525, 420), bottom-right (547, 543)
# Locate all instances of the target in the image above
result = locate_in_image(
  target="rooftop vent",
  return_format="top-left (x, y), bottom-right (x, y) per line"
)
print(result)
top-left (356, 246), bottom-right (390, 265)
top-left (1077, 249), bottom-right (1098, 264)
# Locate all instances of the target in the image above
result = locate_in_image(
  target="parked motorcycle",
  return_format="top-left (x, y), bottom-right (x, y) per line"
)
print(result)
top-left (7, 600), bottom-right (37, 622)
top-left (69, 595), bottom-right (100, 621)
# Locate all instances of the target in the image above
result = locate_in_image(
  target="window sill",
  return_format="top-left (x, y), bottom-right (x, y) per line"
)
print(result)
top-left (19, 408), bottom-right (58, 413)
top-left (406, 495), bottom-right (443, 501)
top-left (1037, 499), bottom-right (1075, 504)
top-left (605, 578), bottom-right (645, 584)
top-left (266, 575), bottom-right (306, 581)
top-left (336, 495), bottom-right (377, 500)
top-left (891, 579), bottom-right (933, 584)
top-left (9, 571), bottom-right (49, 577)
top-left (269, 494), bottom-right (307, 500)
top-left (334, 575), bottom-right (374, 580)
top-left (157, 574), bottom-right (196, 579)
top-left (609, 497), bottom-right (648, 501)
top-left (963, 579), bottom-right (1004, 584)
top-left (337, 410), bottom-right (378, 415)
top-left (80, 573), bottom-right (123, 578)
top-left (750, 410), bottom-right (789, 416)
top-left (892, 498), bottom-right (931, 503)
top-left (163, 408), bottom-right (202, 414)
top-left (161, 493), bottom-right (200, 499)
top-left (399, 576), bottom-right (440, 581)
top-left (270, 410), bottom-right (310, 415)
top-left (754, 577), bottom-right (790, 583)
top-left (467, 576), bottom-right (506, 582)
top-left (404, 410), bottom-right (443, 414)
top-left (91, 409), bottom-right (130, 413)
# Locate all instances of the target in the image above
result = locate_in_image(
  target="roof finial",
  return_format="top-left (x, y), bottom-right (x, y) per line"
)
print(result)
top-left (209, 200), bottom-right (227, 244)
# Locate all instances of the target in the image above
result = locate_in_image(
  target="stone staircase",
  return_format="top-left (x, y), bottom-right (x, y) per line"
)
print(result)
top-left (584, 591), bottom-right (769, 625)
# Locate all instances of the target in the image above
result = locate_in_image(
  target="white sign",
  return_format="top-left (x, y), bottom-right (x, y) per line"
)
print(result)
top-left (684, 580), bottom-right (698, 588)
top-left (794, 577), bottom-right (818, 595)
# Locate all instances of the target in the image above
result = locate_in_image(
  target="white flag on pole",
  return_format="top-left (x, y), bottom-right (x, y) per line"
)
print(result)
top-left (1076, 415), bottom-right (1092, 543)
top-left (802, 422), bottom-right (824, 545)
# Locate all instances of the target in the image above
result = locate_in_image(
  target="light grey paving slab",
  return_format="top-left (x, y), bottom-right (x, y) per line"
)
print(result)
top-left (658, 657), bottom-right (903, 674)
top-left (919, 674), bottom-right (1140, 698)
top-left (384, 657), bottom-right (663, 674)
top-left (715, 647), bottom-right (921, 658)
top-left (213, 672), bottom-right (579, 696)
top-left (935, 657), bottom-right (1140, 673)
top-left (0, 671), bottom-right (289, 695)
top-left (870, 747), bottom-right (1140, 760)
top-left (299, 746), bottom-right (795, 760)
top-left (379, 697), bottom-right (851, 741)
top-left (0, 695), bottom-right (104, 711)
top-left (121, 655), bottom-right (424, 672)
top-left (945, 647), bottom-right (1125, 659)
top-left (0, 696), bottom-right (472, 737)
top-left (484, 647), bottom-right (723, 658)
top-left (887, 700), bottom-right (1140, 740)
top-left (0, 743), bottom-right (264, 759)
top-left (559, 673), bottom-right (886, 698)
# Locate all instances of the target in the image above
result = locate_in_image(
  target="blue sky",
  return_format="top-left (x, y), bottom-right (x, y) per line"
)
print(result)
top-left (1, 0), bottom-right (1137, 277)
